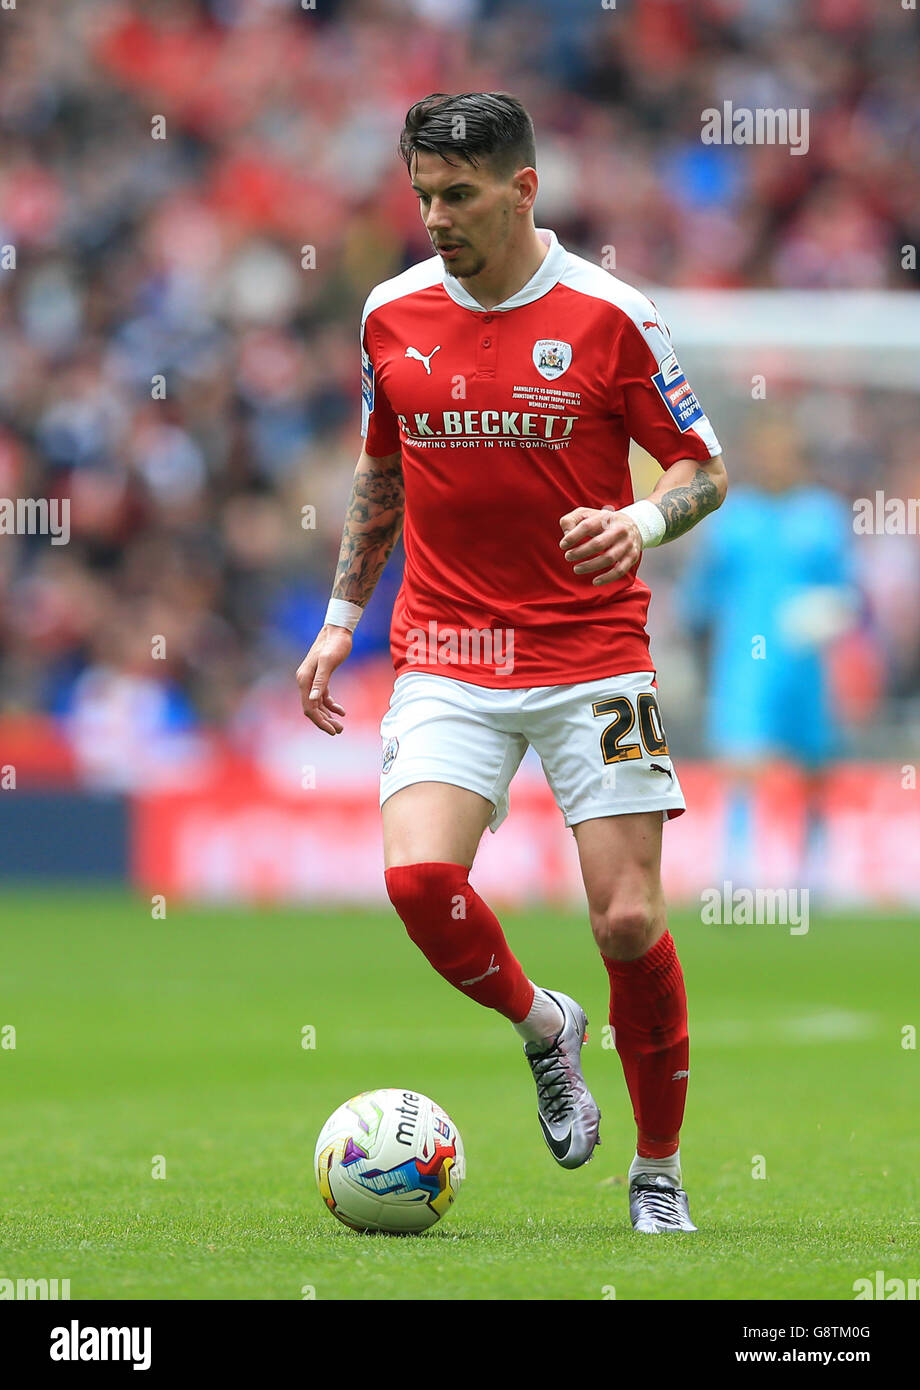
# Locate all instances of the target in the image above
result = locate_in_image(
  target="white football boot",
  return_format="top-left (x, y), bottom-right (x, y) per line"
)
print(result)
top-left (629, 1174), bottom-right (698, 1232)
top-left (523, 990), bottom-right (601, 1169)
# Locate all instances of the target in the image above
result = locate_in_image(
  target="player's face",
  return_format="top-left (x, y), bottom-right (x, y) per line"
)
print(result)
top-left (410, 151), bottom-right (521, 279)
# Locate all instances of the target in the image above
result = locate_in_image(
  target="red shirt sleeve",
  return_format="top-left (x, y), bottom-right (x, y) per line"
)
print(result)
top-left (611, 312), bottom-right (720, 469)
top-left (361, 315), bottom-right (401, 457)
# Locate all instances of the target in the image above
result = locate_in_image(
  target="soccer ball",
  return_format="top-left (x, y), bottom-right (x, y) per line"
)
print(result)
top-left (314, 1088), bottom-right (465, 1233)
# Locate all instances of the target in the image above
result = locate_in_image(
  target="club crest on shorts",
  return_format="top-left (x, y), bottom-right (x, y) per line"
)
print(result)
top-left (381, 736), bottom-right (399, 774)
top-left (532, 339), bottom-right (572, 380)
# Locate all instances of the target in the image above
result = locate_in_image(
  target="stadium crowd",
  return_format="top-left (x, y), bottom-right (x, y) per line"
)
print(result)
top-left (0, 0), bottom-right (918, 785)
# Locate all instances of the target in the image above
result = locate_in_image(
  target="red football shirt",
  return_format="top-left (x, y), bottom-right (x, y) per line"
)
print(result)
top-left (360, 228), bottom-right (721, 688)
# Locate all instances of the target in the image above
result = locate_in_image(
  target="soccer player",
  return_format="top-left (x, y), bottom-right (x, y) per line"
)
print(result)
top-left (297, 92), bottom-right (727, 1233)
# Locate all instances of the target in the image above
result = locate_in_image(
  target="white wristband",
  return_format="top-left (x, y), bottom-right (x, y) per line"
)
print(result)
top-left (324, 599), bottom-right (364, 632)
top-left (615, 499), bottom-right (667, 549)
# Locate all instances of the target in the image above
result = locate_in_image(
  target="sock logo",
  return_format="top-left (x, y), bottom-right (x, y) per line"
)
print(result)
top-left (672, 1069), bottom-right (690, 1080)
top-left (461, 954), bottom-right (500, 987)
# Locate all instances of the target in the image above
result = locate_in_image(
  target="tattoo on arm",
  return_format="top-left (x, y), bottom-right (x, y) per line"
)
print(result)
top-left (654, 467), bottom-right (722, 542)
top-left (331, 460), bottom-right (405, 606)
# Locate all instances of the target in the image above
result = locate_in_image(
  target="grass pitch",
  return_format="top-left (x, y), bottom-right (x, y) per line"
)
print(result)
top-left (1, 889), bottom-right (917, 1300)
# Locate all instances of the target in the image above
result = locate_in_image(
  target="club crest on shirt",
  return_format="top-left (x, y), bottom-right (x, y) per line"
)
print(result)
top-left (532, 339), bottom-right (572, 380)
top-left (381, 736), bottom-right (399, 774)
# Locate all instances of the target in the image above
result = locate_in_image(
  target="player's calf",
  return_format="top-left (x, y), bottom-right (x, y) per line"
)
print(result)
top-left (384, 861), bottom-right (534, 1020)
top-left (601, 930), bottom-right (689, 1160)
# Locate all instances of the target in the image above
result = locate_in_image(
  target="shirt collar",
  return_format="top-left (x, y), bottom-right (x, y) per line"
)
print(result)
top-left (439, 228), bottom-right (565, 312)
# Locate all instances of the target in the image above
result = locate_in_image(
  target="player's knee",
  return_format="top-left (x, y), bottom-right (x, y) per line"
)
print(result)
top-left (590, 901), bottom-right (661, 960)
top-left (384, 862), bottom-right (470, 936)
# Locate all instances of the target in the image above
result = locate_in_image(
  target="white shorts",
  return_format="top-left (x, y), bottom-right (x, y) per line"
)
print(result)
top-left (378, 670), bottom-right (686, 832)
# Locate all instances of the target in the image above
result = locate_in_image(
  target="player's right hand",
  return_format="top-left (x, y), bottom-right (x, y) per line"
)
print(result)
top-left (296, 626), bottom-right (352, 735)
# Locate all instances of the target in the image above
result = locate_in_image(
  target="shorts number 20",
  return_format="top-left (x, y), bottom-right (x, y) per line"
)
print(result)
top-left (591, 692), bottom-right (670, 765)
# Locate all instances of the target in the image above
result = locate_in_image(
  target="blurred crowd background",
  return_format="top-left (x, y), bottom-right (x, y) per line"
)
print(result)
top-left (1, 0), bottom-right (918, 791)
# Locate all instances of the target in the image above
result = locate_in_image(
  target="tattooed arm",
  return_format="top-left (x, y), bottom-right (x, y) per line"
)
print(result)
top-left (330, 446), bottom-right (405, 605)
top-left (645, 455), bottom-right (727, 542)
top-left (559, 455), bottom-right (727, 586)
top-left (297, 446), bottom-right (404, 734)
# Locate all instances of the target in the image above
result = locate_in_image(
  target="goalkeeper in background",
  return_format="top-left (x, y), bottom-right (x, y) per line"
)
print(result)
top-left (679, 415), bottom-right (860, 888)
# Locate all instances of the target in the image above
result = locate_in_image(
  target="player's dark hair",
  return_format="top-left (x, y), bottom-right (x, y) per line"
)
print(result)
top-left (398, 92), bottom-right (536, 180)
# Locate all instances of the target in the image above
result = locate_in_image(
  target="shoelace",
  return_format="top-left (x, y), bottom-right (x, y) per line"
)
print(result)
top-left (526, 1038), bottom-right (574, 1124)
top-left (633, 1183), bottom-right (683, 1227)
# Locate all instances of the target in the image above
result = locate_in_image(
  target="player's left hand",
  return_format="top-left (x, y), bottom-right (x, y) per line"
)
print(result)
top-left (558, 506), bottom-right (642, 585)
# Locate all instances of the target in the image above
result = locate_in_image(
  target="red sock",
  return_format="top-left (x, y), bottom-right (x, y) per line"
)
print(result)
top-left (602, 930), bottom-right (688, 1159)
top-left (385, 862), bottom-right (534, 1023)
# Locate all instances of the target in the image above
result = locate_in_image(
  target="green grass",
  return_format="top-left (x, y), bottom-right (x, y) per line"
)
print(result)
top-left (1, 889), bottom-right (918, 1300)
